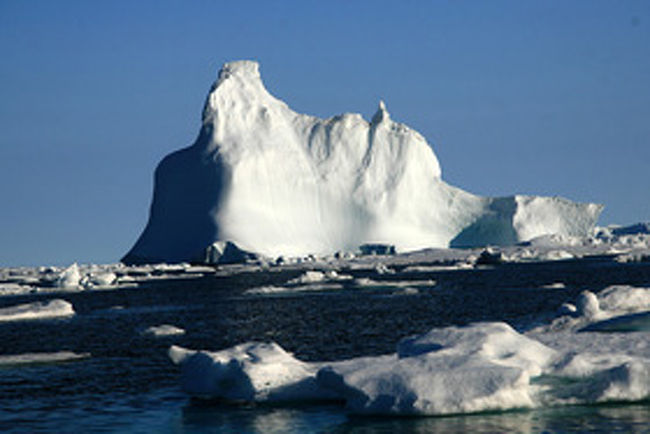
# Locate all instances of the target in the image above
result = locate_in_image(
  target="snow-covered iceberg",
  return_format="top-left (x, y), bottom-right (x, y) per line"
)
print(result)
top-left (124, 60), bottom-right (602, 264)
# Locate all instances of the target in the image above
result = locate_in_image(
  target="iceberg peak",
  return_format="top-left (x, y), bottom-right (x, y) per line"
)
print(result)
top-left (371, 99), bottom-right (390, 124)
top-left (202, 60), bottom-right (277, 129)
top-left (217, 60), bottom-right (261, 83)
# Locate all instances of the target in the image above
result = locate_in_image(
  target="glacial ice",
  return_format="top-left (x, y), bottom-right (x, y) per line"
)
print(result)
top-left (123, 60), bottom-right (602, 264)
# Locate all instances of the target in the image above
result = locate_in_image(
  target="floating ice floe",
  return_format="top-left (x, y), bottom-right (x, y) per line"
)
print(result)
top-left (0, 299), bottom-right (75, 322)
top-left (142, 324), bottom-right (186, 337)
top-left (286, 270), bottom-right (352, 285)
top-left (532, 285), bottom-right (650, 333)
top-left (0, 351), bottom-right (90, 366)
top-left (244, 284), bottom-right (344, 295)
top-left (169, 342), bottom-right (335, 402)
top-left (0, 283), bottom-right (36, 296)
top-left (318, 322), bottom-right (555, 415)
top-left (171, 319), bottom-right (650, 415)
top-left (352, 278), bottom-right (436, 289)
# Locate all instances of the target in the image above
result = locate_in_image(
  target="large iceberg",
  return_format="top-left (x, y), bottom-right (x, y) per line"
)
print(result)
top-left (123, 60), bottom-right (602, 264)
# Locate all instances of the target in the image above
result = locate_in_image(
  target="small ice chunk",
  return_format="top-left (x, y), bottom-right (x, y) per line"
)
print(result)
top-left (56, 263), bottom-right (81, 289)
top-left (597, 285), bottom-right (650, 313)
top-left (543, 282), bottom-right (566, 289)
top-left (375, 264), bottom-right (395, 274)
top-left (0, 299), bottom-right (75, 322)
top-left (558, 303), bottom-right (577, 315)
top-left (87, 272), bottom-right (117, 287)
top-left (475, 248), bottom-right (505, 265)
top-left (142, 324), bottom-right (186, 337)
top-left (395, 287), bottom-right (419, 295)
top-left (287, 271), bottom-right (326, 284)
top-left (576, 291), bottom-right (601, 319)
top-left (245, 284), bottom-right (343, 295)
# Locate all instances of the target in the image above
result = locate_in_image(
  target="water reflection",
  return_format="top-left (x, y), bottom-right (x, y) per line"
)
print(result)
top-left (180, 401), bottom-right (346, 433)
top-left (177, 402), bottom-right (650, 434)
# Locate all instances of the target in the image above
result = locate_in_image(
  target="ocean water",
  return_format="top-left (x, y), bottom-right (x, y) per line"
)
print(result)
top-left (1, 258), bottom-right (650, 433)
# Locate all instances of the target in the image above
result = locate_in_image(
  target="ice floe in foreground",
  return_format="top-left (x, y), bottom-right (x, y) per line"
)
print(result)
top-left (171, 284), bottom-right (650, 416)
top-left (0, 299), bottom-right (74, 322)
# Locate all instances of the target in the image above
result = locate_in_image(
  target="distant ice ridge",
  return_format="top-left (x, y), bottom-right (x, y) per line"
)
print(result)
top-left (123, 60), bottom-right (602, 264)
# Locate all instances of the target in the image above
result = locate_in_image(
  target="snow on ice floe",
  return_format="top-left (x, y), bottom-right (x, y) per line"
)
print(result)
top-left (142, 324), bottom-right (186, 337)
top-left (169, 342), bottom-right (335, 402)
top-left (171, 284), bottom-right (650, 416)
top-left (530, 285), bottom-right (650, 333)
top-left (0, 351), bottom-right (90, 366)
top-left (122, 60), bottom-right (602, 264)
top-left (0, 299), bottom-right (74, 322)
top-left (171, 320), bottom-right (650, 415)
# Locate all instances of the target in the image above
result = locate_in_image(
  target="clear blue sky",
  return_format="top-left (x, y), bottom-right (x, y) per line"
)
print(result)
top-left (1, 0), bottom-right (649, 267)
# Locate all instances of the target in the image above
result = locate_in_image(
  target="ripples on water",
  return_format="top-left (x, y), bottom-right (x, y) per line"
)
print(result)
top-left (1, 260), bottom-right (650, 432)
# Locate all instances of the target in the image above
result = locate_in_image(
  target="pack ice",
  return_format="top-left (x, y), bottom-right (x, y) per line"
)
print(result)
top-left (124, 60), bottom-right (602, 264)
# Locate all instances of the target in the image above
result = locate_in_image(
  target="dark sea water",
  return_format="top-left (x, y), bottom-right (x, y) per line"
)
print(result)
top-left (1, 259), bottom-right (650, 433)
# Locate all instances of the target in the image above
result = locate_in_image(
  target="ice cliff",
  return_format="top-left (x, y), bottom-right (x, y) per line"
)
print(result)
top-left (123, 60), bottom-right (602, 264)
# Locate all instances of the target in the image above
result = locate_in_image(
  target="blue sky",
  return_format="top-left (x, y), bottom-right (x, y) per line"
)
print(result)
top-left (0, 0), bottom-right (649, 266)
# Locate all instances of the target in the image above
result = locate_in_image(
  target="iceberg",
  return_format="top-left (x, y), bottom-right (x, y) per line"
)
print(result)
top-left (123, 60), bottom-right (602, 264)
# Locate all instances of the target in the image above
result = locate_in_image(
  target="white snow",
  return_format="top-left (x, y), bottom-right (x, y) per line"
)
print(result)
top-left (171, 320), bottom-right (650, 415)
top-left (169, 342), bottom-right (334, 402)
top-left (531, 285), bottom-right (650, 333)
top-left (123, 60), bottom-right (602, 264)
top-left (0, 299), bottom-right (75, 321)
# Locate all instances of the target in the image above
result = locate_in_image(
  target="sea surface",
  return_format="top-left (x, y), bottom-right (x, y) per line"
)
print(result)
top-left (1, 258), bottom-right (650, 433)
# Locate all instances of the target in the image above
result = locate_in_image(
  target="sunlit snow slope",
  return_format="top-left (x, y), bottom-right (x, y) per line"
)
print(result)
top-left (123, 61), bottom-right (602, 264)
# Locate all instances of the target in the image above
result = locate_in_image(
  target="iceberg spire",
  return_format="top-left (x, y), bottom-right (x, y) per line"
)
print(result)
top-left (371, 100), bottom-right (390, 124)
